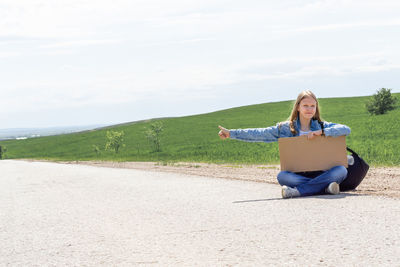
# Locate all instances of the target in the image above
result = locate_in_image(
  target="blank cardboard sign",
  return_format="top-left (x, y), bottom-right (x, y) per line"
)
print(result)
top-left (278, 135), bottom-right (348, 172)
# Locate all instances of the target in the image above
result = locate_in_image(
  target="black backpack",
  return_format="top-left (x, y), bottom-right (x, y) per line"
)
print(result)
top-left (318, 121), bottom-right (369, 191)
top-left (340, 147), bottom-right (370, 191)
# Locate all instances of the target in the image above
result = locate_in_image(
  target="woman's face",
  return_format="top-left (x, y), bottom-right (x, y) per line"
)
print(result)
top-left (297, 96), bottom-right (317, 120)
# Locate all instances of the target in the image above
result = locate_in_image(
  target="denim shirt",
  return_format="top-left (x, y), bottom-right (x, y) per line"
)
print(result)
top-left (229, 119), bottom-right (350, 143)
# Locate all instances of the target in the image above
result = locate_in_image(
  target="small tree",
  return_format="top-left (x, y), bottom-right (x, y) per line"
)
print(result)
top-left (105, 130), bottom-right (125, 153)
top-left (92, 145), bottom-right (101, 156)
top-left (366, 88), bottom-right (398, 115)
top-left (145, 121), bottom-right (164, 152)
top-left (0, 145), bottom-right (6, 159)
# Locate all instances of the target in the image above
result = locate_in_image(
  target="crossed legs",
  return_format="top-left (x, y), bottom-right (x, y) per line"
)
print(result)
top-left (277, 165), bottom-right (348, 197)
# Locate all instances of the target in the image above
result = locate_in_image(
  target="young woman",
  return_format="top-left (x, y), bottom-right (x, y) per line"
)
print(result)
top-left (218, 90), bottom-right (350, 198)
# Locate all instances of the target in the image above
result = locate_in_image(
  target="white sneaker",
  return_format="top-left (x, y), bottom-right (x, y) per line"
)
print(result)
top-left (281, 185), bottom-right (301, 198)
top-left (325, 182), bottom-right (340, 195)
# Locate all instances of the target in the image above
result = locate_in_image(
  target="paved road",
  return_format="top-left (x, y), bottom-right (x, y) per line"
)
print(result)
top-left (1, 160), bottom-right (399, 266)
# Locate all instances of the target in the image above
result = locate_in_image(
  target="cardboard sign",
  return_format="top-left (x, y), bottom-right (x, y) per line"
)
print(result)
top-left (278, 135), bottom-right (348, 172)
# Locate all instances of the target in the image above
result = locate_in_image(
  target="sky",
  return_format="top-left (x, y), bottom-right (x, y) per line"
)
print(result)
top-left (1, 0), bottom-right (400, 129)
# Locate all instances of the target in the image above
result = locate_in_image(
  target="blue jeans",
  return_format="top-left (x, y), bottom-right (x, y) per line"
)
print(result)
top-left (277, 166), bottom-right (348, 196)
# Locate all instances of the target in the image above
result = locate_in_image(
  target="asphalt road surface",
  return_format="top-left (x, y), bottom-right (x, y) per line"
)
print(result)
top-left (1, 160), bottom-right (399, 266)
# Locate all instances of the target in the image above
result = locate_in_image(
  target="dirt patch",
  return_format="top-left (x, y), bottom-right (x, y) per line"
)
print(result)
top-left (19, 159), bottom-right (400, 199)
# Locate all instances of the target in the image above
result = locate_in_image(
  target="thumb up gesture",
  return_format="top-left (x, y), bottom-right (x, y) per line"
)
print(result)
top-left (218, 125), bottom-right (230, 140)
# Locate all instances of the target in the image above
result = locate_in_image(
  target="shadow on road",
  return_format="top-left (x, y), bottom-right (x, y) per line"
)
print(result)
top-left (233, 197), bottom-right (284, 203)
top-left (232, 192), bottom-right (369, 203)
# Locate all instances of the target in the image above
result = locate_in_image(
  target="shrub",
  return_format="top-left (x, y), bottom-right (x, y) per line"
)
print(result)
top-left (0, 145), bottom-right (6, 159)
top-left (145, 121), bottom-right (164, 152)
top-left (92, 144), bottom-right (101, 156)
top-left (105, 130), bottom-right (125, 153)
top-left (366, 88), bottom-right (398, 115)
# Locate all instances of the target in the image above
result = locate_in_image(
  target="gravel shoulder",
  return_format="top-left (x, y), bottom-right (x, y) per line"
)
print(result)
top-left (20, 159), bottom-right (400, 199)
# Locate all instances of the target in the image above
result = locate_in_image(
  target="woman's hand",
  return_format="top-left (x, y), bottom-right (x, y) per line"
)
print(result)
top-left (218, 125), bottom-right (230, 140)
top-left (307, 130), bottom-right (323, 139)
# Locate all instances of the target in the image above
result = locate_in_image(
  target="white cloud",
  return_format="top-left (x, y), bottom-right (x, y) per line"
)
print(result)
top-left (137, 38), bottom-right (216, 48)
top-left (272, 19), bottom-right (400, 34)
top-left (0, 51), bottom-right (21, 58)
top-left (37, 49), bottom-right (77, 56)
top-left (1, 63), bottom-right (236, 112)
top-left (1, 0), bottom-right (399, 37)
top-left (0, 0), bottom-right (230, 38)
top-left (1, 0), bottom-right (399, 50)
top-left (39, 39), bottom-right (122, 49)
top-left (242, 63), bottom-right (400, 81)
top-left (233, 52), bottom-right (387, 68)
top-left (225, 50), bottom-right (400, 82)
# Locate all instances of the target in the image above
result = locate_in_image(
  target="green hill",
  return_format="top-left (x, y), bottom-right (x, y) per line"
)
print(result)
top-left (1, 94), bottom-right (399, 166)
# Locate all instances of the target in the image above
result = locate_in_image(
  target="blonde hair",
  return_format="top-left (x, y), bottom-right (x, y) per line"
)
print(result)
top-left (286, 90), bottom-right (323, 135)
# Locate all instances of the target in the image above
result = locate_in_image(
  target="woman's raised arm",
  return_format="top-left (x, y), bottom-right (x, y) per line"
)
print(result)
top-left (218, 124), bottom-right (281, 143)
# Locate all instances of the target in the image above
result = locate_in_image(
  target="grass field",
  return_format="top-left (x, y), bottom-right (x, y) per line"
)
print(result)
top-left (1, 93), bottom-right (399, 166)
